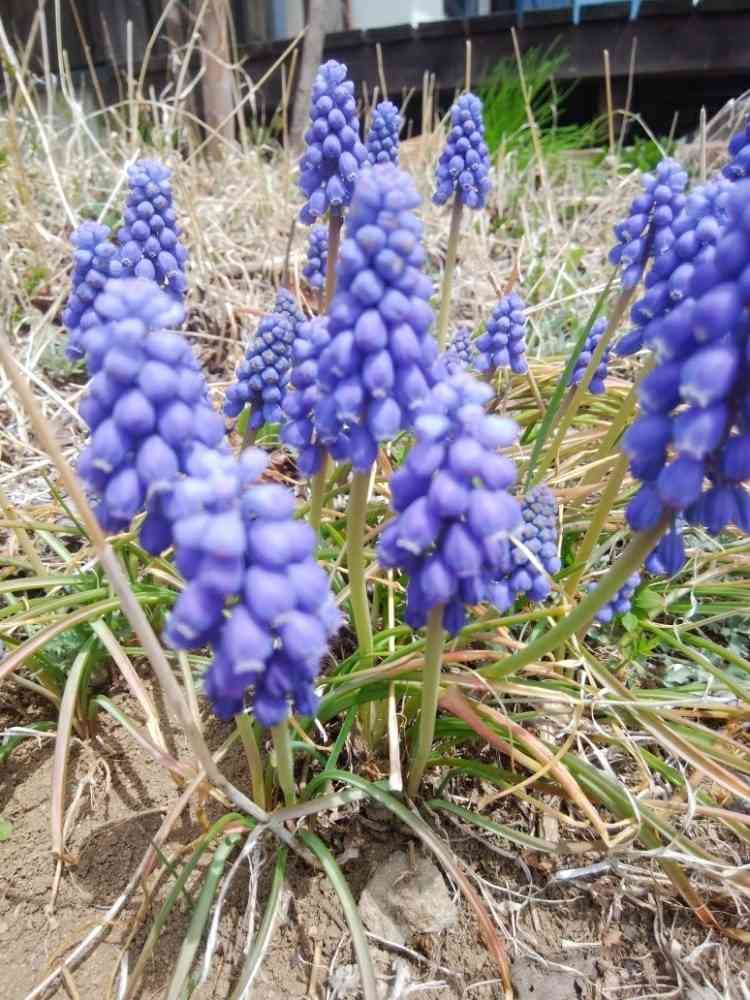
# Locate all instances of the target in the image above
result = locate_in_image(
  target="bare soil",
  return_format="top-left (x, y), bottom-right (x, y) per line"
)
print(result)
top-left (2, 685), bottom-right (748, 1000)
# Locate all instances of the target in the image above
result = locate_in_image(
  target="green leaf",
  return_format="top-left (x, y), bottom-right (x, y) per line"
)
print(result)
top-left (621, 612), bottom-right (639, 634)
top-left (634, 587), bottom-right (662, 612)
top-left (0, 817), bottom-right (12, 841)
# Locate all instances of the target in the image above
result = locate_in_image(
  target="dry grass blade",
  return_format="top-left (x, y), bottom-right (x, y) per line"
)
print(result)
top-left (440, 687), bottom-right (609, 842)
top-left (90, 619), bottom-right (168, 752)
top-left (49, 639), bottom-right (94, 870)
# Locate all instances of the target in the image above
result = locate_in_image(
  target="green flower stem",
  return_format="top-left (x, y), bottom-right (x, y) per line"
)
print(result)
top-left (271, 719), bottom-right (296, 806)
top-left (236, 712), bottom-right (267, 810)
top-left (480, 518), bottom-right (669, 681)
top-left (565, 451), bottom-right (629, 596)
top-left (436, 198), bottom-right (464, 351)
top-left (324, 212), bottom-right (343, 310)
top-left (407, 603), bottom-right (445, 798)
top-left (346, 470), bottom-right (374, 664)
top-left (309, 451), bottom-right (332, 535)
top-left (532, 282), bottom-right (635, 486)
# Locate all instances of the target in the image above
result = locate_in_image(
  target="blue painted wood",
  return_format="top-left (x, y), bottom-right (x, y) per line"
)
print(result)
top-left (515, 0), bottom-right (642, 22)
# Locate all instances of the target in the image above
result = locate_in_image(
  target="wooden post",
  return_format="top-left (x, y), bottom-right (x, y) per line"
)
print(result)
top-left (201, 0), bottom-right (235, 154)
top-left (289, 0), bottom-right (326, 154)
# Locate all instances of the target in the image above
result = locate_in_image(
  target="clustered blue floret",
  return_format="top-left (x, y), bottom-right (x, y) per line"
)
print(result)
top-left (588, 572), bottom-right (641, 624)
top-left (622, 178), bottom-right (750, 544)
top-left (569, 317), bottom-right (611, 394)
top-left (75, 278), bottom-right (225, 545)
top-left (281, 316), bottom-right (331, 475)
top-left (379, 372), bottom-right (521, 635)
top-left (724, 116), bottom-right (750, 181)
top-left (64, 222), bottom-right (127, 360)
top-left (617, 178), bottom-right (730, 357)
top-left (303, 225), bottom-right (329, 290)
top-left (609, 158), bottom-right (688, 289)
top-left (298, 60), bottom-right (368, 225)
top-left (441, 326), bottom-right (476, 375)
top-left (312, 162), bottom-right (439, 471)
top-left (117, 159), bottom-right (188, 299)
top-left (366, 100), bottom-right (401, 166)
top-left (645, 527), bottom-right (686, 576)
top-left (433, 93), bottom-right (491, 210)
top-left (162, 445), bottom-right (341, 724)
top-left (224, 311), bottom-right (297, 429)
top-left (274, 287), bottom-right (305, 331)
top-left (488, 485), bottom-right (561, 611)
top-left (475, 293), bottom-right (528, 375)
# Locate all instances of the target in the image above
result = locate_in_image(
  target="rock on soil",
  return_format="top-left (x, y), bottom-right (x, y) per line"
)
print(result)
top-left (358, 850), bottom-right (459, 946)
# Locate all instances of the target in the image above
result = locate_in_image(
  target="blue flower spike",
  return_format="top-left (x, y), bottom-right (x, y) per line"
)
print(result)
top-left (117, 159), bottom-right (189, 300)
top-left (366, 100), bottom-right (401, 166)
top-left (609, 157), bottom-right (688, 290)
top-left (588, 572), bottom-right (641, 625)
top-left (379, 371), bottom-right (522, 636)
top-left (622, 178), bottom-right (750, 547)
top-left (298, 60), bottom-right (368, 226)
top-left (312, 162), bottom-right (438, 471)
top-left (617, 177), bottom-right (729, 358)
top-left (433, 93), bottom-right (491, 211)
top-left (64, 221), bottom-right (126, 361)
top-left (380, 370), bottom-right (521, 795)
top-left (433, 92), bottom-right (492, 351)
top-left (163, 445), bottom-right (341, 725)
top-left (75, 278), bottom-right (224, 548)
top-left (438, 325), bottom-right (476, 376)
top-left (225, 290), bottom-right (304, 433)
top-left (569, 317), bottom-right (611, 395)
top-left (488, 485), bottom-right (561, 611)
top-left (303, 225), bottom-right (329, 291)
top-left (475, 293), bottom-right (528, 376)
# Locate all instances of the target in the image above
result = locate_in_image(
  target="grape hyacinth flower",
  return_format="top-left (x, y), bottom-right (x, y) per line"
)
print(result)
top-left (724, 115), bottom-right (750, 181)
top-left (433, 92), bottom-right (491, 351)
top-left (588, 572), bottom-right (641, 624)
top-left (645, 526), bottom-right (686, 576)
top-left (617, 177), bottom-right (730, 358)
top-left (609, 158), bottom-right (688, 289)
top-left (297, 60), bottom-right (368, 225)
top-left (442, 326), bottom-right (476, 374)
top-left (163, 445), bottom-right (341, 724)
top-left (488, 485), bottom-right (561, 611)
top-left (274, 287), bottom-right (305, 332)
top-left (366, 100), bottom-right (401, 166)
top-left (433, 93), bottom-right (491, 211)
top-left (117, 159), bottom-right (188, 299)
top-left (281, 316), bottom-right (331, 476)
top-left (64, 221), bottom-right (126, 361)
top-left (75, 278), bottom-right (224, 543)
top-left (303, 225), bottom-right (329, 291)
top-left (224, 311), bottom-right (297, 430)
top-left (475, 293), bottom-right (528, 376)
top-left (313, 162), bottom-right (438, 471)
top-left (379, 371), bottom-right (522, 636)
top-left (622, 178), bottom-right (750, 544)
top-left (568, 317), bottom-right (611, 394)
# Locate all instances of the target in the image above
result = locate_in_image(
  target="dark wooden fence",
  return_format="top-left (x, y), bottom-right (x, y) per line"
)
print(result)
top-left (3, 0), bottom-right (750, 136)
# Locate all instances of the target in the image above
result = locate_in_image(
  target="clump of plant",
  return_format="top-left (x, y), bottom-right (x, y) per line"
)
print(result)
top-left (5, 55), bottom-right (750, 1000)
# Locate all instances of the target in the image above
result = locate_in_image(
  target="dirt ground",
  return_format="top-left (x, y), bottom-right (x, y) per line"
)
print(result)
top-left (2, 683), bottom-right (748, 1000)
